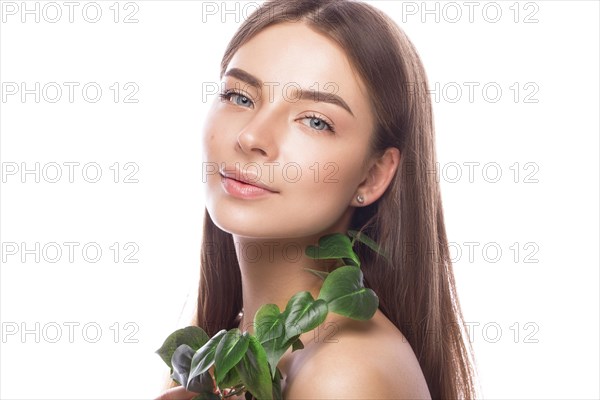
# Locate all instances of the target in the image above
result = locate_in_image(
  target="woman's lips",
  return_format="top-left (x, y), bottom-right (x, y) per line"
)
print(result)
top-left (220, 175), bottom-right (278, 199)
top-left (218, 163), bottom-right (280, 198)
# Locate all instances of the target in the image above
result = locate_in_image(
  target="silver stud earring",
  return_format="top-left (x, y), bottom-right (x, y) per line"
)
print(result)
top-left (356, 194), bottom-right (365, 204)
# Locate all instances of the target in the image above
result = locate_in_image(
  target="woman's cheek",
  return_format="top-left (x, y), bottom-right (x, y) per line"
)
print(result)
top-left (201, 122), bottom-right (222, 162)
top-left (296, 161), bottom-right (356, 209)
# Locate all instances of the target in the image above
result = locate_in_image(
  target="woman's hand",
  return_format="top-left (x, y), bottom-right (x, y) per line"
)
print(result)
top-left (154, 386), bottom-right (199, 400)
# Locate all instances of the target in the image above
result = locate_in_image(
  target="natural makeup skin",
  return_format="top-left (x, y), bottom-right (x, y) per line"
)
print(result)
top-left (202, 21), bottom-right (399, 343)
top-left (156, 21), bottom-right (432, 400)
top-left (157, 231), bottom-right (385, 399)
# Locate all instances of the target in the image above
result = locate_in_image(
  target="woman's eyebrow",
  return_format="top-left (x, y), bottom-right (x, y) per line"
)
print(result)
top-left (295, 88), bottom-right (354, 117)
top-left (224, 68), bottom-right (263, 90)
top-left (224, 67), bottom-right (354, 117)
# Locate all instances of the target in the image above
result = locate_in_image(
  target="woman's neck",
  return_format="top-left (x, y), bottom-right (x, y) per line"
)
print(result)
top-left (232, 234), bottom-right (339, 334)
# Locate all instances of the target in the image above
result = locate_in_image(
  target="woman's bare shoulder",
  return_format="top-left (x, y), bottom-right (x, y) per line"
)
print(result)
top-left (281, 310), bottom-right (432, 399)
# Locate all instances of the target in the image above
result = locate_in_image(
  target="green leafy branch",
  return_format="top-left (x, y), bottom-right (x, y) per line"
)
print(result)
top-left (155, 230), bottom-right (386, 400)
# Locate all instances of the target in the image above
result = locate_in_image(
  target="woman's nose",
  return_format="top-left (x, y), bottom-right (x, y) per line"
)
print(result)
top-left (236, 107), bottom-right (282, 160)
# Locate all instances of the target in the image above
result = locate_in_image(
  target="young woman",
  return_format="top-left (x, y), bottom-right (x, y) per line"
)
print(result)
top-left (157, 0), bottom-right (477, 398)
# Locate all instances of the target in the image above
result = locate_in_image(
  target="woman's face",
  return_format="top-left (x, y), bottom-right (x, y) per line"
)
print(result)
top-left (202, 22), bottom-right (377, 239)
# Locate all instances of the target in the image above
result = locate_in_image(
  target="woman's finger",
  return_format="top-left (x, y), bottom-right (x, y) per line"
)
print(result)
top-left (154, 386), bottom-right (199, 400)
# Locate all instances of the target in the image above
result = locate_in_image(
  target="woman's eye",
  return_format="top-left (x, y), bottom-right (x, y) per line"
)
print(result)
top-left (219, 91), bottom-right (254, 108)
top-left (300, 116), bottom-right (335, 133)
top-left (232, 93), bottom-right (252, 107)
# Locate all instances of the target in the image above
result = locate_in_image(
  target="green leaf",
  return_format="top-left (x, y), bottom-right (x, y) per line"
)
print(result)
top-left (305, 233), bottom-right (360, 267)
top-left (348, 230), bottom-right (390, 261)
top-left (156, 326), bottom-right (210, 369)
top-left (254, 308), bottom-right (287, 378)
top-left (170, 344), bottom-right (195, 387)
top-left (317, 265), bottom-right (379, 320)
top-left (214, 328), bottom-right (250, 386)
top-left (188, 330), bottom-right (227, 383)
top-left (259, 339), bottom-right (288, 380)
top-left (282, 291), bottom-right (328, 343)
top-left (235, 334), bottom-right (273, 400)
top-left (254, 304), bottom-right (285, 344)
top-left (253, 295), bottom-right (326, 379)
top-left (218, 366), bottom-right (243, 389)
top-left (186, 371), bottom-right (215, 394)
top-left (303, 268), bottom-right (330, 280)
top-left (271, 368), bottom-right (284, 400)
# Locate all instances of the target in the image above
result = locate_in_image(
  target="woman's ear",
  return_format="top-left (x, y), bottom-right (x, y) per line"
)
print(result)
top-left (353, 147), bottom-right (400, 207)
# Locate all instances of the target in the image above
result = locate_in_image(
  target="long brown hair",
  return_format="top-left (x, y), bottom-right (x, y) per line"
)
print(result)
top-left (172, 0), bottom-right (478, 398)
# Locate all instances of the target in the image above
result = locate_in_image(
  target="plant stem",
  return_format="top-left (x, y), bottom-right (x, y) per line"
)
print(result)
top-left (223, 385), bottom-right (246, 398)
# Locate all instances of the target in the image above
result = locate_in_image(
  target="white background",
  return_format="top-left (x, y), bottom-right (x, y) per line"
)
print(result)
top-left (0, 1), bottom-right (598, 399)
